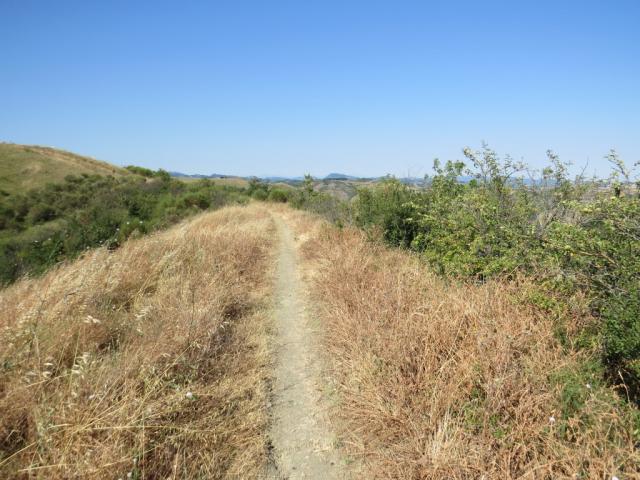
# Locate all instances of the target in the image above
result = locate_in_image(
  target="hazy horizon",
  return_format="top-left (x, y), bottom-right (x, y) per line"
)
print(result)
top-left (2, 1), bottom-right (639, 178)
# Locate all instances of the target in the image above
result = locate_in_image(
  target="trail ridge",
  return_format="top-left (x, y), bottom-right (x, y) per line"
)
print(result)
top-left (268, 215), bottom-right (345, 479)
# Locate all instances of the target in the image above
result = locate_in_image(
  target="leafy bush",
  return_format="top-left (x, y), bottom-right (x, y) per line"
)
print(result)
top-left (26, 203), bottom-right (57, 224)
top-left (354, 178), bottom-right (418, 247)
top-left (268, 188), bottom-right (290, 203)
top-left (124, 165), bottom-right (156, 177)
top-left (548, 195), bottom-right (640, 395)
top-left (248, 177), bottom-right (270, 200)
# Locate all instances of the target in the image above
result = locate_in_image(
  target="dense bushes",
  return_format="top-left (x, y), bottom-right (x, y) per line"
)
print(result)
top-left (247, 177), bottom-right (296, 203)
top-left (268, 188), bottom-right (289, 203)
top-left (355, 147), bottom-right (640, 396)
top-left (548, 195), bottom-right (640, 396)
top-left (305, 145), bottom-right (640, 402)
top-left (0, 172), bottom-right (248, 284)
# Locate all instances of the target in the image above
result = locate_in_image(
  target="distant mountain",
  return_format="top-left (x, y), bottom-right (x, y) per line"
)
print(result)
top-left (324, 173), bottom-right (359, 180)
top-left (168, 172), bottom-right (306, 182)
top-left (261, 176), bottom-right (305, 182)
top-left (398, 176), bottom-right (426, 185)
top-left (168, 171), bottom-right (229, 179)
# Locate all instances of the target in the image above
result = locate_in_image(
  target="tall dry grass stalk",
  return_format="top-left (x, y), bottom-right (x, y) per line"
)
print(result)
top-left (284, 208), bottom-right (640, 479)
top-left (0, 205), bottom-right (275, 479)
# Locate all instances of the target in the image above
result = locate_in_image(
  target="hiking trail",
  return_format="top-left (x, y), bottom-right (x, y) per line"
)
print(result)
top-left (267, 214), bottom-right (345, 479)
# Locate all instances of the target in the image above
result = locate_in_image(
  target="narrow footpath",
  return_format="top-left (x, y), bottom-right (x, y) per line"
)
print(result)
top-left (267, 215), bottom-right (345, 479)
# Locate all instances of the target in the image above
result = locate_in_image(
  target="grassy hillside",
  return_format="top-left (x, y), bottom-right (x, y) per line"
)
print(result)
top-left (0, 143), bottom-right (130, 195)
top-left (0, 206), bottom-right (275, 478)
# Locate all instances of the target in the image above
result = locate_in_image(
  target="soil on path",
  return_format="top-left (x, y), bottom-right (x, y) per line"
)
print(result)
top-left (267, 215), bottom-right (346, 479)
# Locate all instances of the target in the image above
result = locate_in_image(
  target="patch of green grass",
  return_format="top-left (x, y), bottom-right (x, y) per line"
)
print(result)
top-left (551, 359), bottom-right (603, 421)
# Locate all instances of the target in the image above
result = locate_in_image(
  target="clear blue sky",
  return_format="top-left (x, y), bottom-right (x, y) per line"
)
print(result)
top-left (1, 0), bottom-right (639, 177)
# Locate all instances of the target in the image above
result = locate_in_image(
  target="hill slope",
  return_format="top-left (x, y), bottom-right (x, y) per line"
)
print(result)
top-left (282, 206), bottom-right (640, 478)
top-left (0, 205), bottom-right (275, 478)
top-left (1, 203), bottom-right (638, 478)
top-left (0, 143), bottom-right (130, 194)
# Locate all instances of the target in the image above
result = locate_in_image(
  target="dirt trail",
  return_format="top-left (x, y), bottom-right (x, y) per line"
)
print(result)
top-left (267, 214), bottom-right (345, 479)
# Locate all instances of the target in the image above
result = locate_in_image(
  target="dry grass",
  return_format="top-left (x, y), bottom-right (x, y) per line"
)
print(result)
top-left (0, 143), bottom-right (130, 194)
top-left (3, 202), bottom-right (638, 479)
top-left (285, 208), bottom-right (640, 479)
top-left (0, 205), bottom-right (276, 479)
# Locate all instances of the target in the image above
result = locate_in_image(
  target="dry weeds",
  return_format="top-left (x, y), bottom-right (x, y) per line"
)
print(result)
top-left (0, 205), bottom-right (276, 479)
top-left (285, 208), bottom-right (640, 479)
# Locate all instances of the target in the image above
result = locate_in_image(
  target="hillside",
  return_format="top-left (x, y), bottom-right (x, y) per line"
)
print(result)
top-left (0, 143), bottom-right (130, 194)
top-left (0, 206), bottom-right (276, 478)
top-left (1, 203), bottom-right (638, 478)
top-left (0, 154), bottom-right (250, 284)
top-left (284, 207), bottom-right (639, 478)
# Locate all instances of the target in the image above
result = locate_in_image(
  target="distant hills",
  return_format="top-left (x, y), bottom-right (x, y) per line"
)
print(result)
top-left (168, 171), bottom-right (230, 179)
top-left (0, 143), bottom-right (131, 195)
top-left (168, 170), bottom-right (426, 184)
top-left (324, 173), bottom-right (360, 180)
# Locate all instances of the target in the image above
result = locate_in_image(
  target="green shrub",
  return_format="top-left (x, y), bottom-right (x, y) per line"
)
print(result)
top-left (0, 170), bottom-right (249, 285)
top-left (355, 178), bottom-right (418, 248)
top-left (124, 165), bottom-right (155, 177)
top-left (546, 196), bottom-right (640, 394)
top-left (181, 192), bottom-right (211, 209)
top-left (603, 291), bottom-right (640, 395)
top-left (27, 202), bottom-right (57, 225)
top-left (251, 189), bottom-right (268, 201)
top-left (268, 188), bottom-right (289, 203)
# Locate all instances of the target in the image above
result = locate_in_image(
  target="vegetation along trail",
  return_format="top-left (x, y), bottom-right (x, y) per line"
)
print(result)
top-left (268, 213), bottom-right (345, 479)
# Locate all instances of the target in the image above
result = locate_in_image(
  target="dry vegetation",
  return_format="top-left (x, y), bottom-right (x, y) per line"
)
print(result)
top-left (0, 205), bottom-right (275, 479)
top-left (2, 200), bottom-right (638, 479)
top-left (285, 209), bottom-right (640, 479)
top-left (0, 143), bottom-right (130, 194)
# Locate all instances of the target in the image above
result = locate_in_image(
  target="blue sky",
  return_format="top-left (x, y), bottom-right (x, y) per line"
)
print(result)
top-left (1, 1), bottom-right (639, 177)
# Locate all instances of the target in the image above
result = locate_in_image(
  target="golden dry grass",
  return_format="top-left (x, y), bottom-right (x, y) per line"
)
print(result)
top-left (284, 208), bottom-right (640, 479)
top-left (0, 205), bottom-right (276, 479)
top-left (0, 143), bottom-right (130, 194)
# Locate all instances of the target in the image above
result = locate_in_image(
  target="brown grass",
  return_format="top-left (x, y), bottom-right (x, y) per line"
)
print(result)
top-left (0, 205), bottom-right (276, 479)
top-left (0, 143), bottom-right (130, 194)
top-left (284, 208), bottom-right (640, 479)
top-left (3, 202), bottom-right (638, 479)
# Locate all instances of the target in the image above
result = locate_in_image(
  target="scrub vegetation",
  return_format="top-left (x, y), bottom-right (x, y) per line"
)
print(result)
top-left (296, 145), bottom-right (640, 405)
top-left (285, 207), bottom-right (639, 478)
top-left (0, 166), bottom-right (248, 285)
